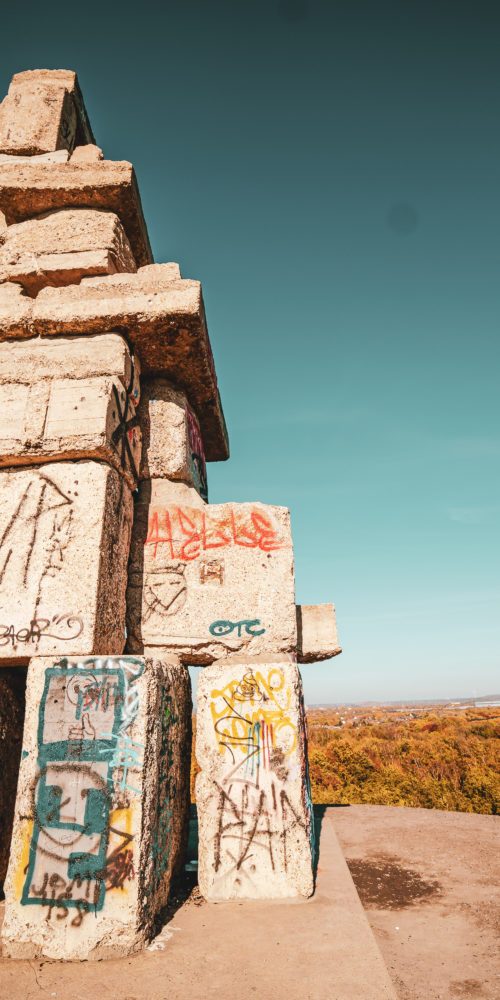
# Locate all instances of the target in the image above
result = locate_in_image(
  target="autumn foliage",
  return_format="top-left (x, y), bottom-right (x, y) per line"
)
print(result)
top-left (306, 706), bottom-right (500, 814)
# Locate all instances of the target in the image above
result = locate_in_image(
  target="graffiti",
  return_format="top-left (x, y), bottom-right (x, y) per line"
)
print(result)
top-left (103, 848), bottom-right (134, 889)
top-left (199, 559), bottom-right (224, 584)
top-left (21, 656), bottom-right (144, 919)
top-left (142, 562), bottom-right (187, 625)
top-left (146, 506), bottom-right (285, 562)
top-left (209, 619), bottom-right (266, 638)
top-left (211, 668), bottom-right (296, 766)
top-left (208, 667), bottom-right (312, 892)
top-left (213, 783), bottom-right (308, 879)
top-left (187, 406), bottom-right (208, 501)
top-left (0, 475), bottom-right (72, 595)
top-left (110, 380), bottom-right (140, 480)
top-left (0, 615), bottom-right (83, 647)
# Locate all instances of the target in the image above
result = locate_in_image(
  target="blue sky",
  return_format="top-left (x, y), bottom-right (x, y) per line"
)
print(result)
top-left (2, 1), bottom-right (499, 702)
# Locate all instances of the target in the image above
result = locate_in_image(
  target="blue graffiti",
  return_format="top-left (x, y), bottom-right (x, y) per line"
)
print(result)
top-left (209, 619), bottom-right (266, 638)
top-left (22, 656), bottom-right (144, 917)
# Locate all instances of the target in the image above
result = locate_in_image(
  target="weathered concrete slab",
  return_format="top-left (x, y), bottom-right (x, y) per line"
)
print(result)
top-left (126, 482), bottom-right (296, 661)
top-left (138, 379), bottom-right (207, 499)
top-left (0, 160), bottom-right (152, 267)
top-left (0, 462), bottom-right (133, 662)
top-left (196, 658), bottom-right (314, 900)
top-left (296, 603), bottom-right (341, 663)
top-left (30, 265), bottom-right (228, 461)
top-left (0, 671), bottom-right (24, 886)
top-left (0, 150), bottom-right (70, 164)
top-left (0, 209), bottom-right (136, 294)
top-left (70, 144), bottom-right (103, 163)
top-left (0, 70), bottom-right (94, 156)
top-left (0, 283), bottom-right (32, 338)
top-left (0, 331), bottom-right (139, 387)
top-left (1, 654), bottom-right (191, 960)
top-left (0, 375), bottom-right (140, 487)
top-left (0, 334), bottom-right (140, 486)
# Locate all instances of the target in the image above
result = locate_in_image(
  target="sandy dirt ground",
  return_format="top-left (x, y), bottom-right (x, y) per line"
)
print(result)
top-left (332, 805), bottom-right (500, 1000)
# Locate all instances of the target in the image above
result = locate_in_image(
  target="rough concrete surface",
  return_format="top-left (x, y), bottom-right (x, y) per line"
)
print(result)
top-left (332, 805), bottom-right (500, 1000)
top-left (126, 485), bottom-right (297, 661)
top-left (0, 807), bottom-right (400, 999)
top-left (296, 602), bottom-right (342, 663)
top-left (0, 160), bottom-right (152, 267)
top-left (0, 150), bottom-right (70, 164)
top-left (138, 379), bottom-right (207, 500)
top-left (2, 655), bottom-right (192, 960)
top-left (0, 282), bottom-right (33, 337)
top-left (0, 70), bottom-right (94, 156)
top-left (0, 374), bottom-right (141, 488)
top-left (0, 461), bottom-right (133, 662)
top-left (0, 332), bottom-right (139, 389)
top-left (31, 265), bottom-right (228, 460)
top-left (0, 208), bottom-right (136, 293)
top-left (196, 659), bottom-right (314, 900)
top-left (70, 144), bottom-right (104, 163)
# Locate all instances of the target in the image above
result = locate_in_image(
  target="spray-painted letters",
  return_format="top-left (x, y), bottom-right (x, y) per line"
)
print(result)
top-left (145, 505), bottom-right (285, 562)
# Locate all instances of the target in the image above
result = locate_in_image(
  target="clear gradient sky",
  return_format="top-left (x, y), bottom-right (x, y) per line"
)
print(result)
top-left (2, 2), bottom-right (498, 703)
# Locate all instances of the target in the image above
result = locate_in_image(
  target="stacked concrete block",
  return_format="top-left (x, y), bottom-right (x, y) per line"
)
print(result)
top-left (0, 334), bottom-right (141, 485)
top-left (196, 658), bottom-right (314, 900)
top-left (0, 72), bottom-right (143, 672)
top-left (126, 482), bottom-right (297, 662)
top-left (0, 208), bottom-right (137, 292)
top-left (0, 159), bottom-right (152, 266)
top-left (0, 70), bottom-right (94, 156)
top-left (0, 68), bottom-right (208, 959)
top-left (297, 603), bottom-right (342, 662)
top-left (0, 462), bottom-right (133, 662)
top-left (0, 64), bottom-right (342, 960)
top-left (2, 654), bottom-right (191, 959)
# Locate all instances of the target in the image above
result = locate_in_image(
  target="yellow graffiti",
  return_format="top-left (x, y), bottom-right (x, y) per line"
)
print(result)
top-left (106, 806), bottom-right (135, 894)
top-left (14, 819), bottom-right (33, 900)
top-left (210, 668), bottom-right (297, 758)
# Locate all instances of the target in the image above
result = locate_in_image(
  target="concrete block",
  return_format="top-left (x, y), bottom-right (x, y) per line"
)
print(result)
top-left (297, 603), bottom-right (342, 663)
top-left (138, 379), bottom-right (207, 499)
top-left (0, 375), bottom-right (141, 487)
top-left (0, 159), bottom-right (152, 267)
top-left (0, 283), bottom-right (32, 339)
top-left (0, 209), bottom-right (136, 294)
top-left (0, 462), bottom-right (133, 663)
top-left (70, 144), bottom-right (103, 163)
top-left (0, 331), bottom-right (139, 387)
top-left (0, 150), bottom-right (70, 164)
top-left (126, 481), bottom-right (296, 662)
top-left (0, 70), bottom-right (94, 156)
top-left (1, 654), bottom-right (192, 959)
top-left (196, 658), bottom-right (314, 900)
top-left (31, 265), bottom-right (228, 461)
top-left (0, 670), bottom-right (24, 885)
top-left (0, 334), bottom-right (140, 486)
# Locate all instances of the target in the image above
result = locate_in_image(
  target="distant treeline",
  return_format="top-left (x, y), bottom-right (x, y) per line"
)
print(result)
top-left (307, 707), bottom-right (500, 814)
